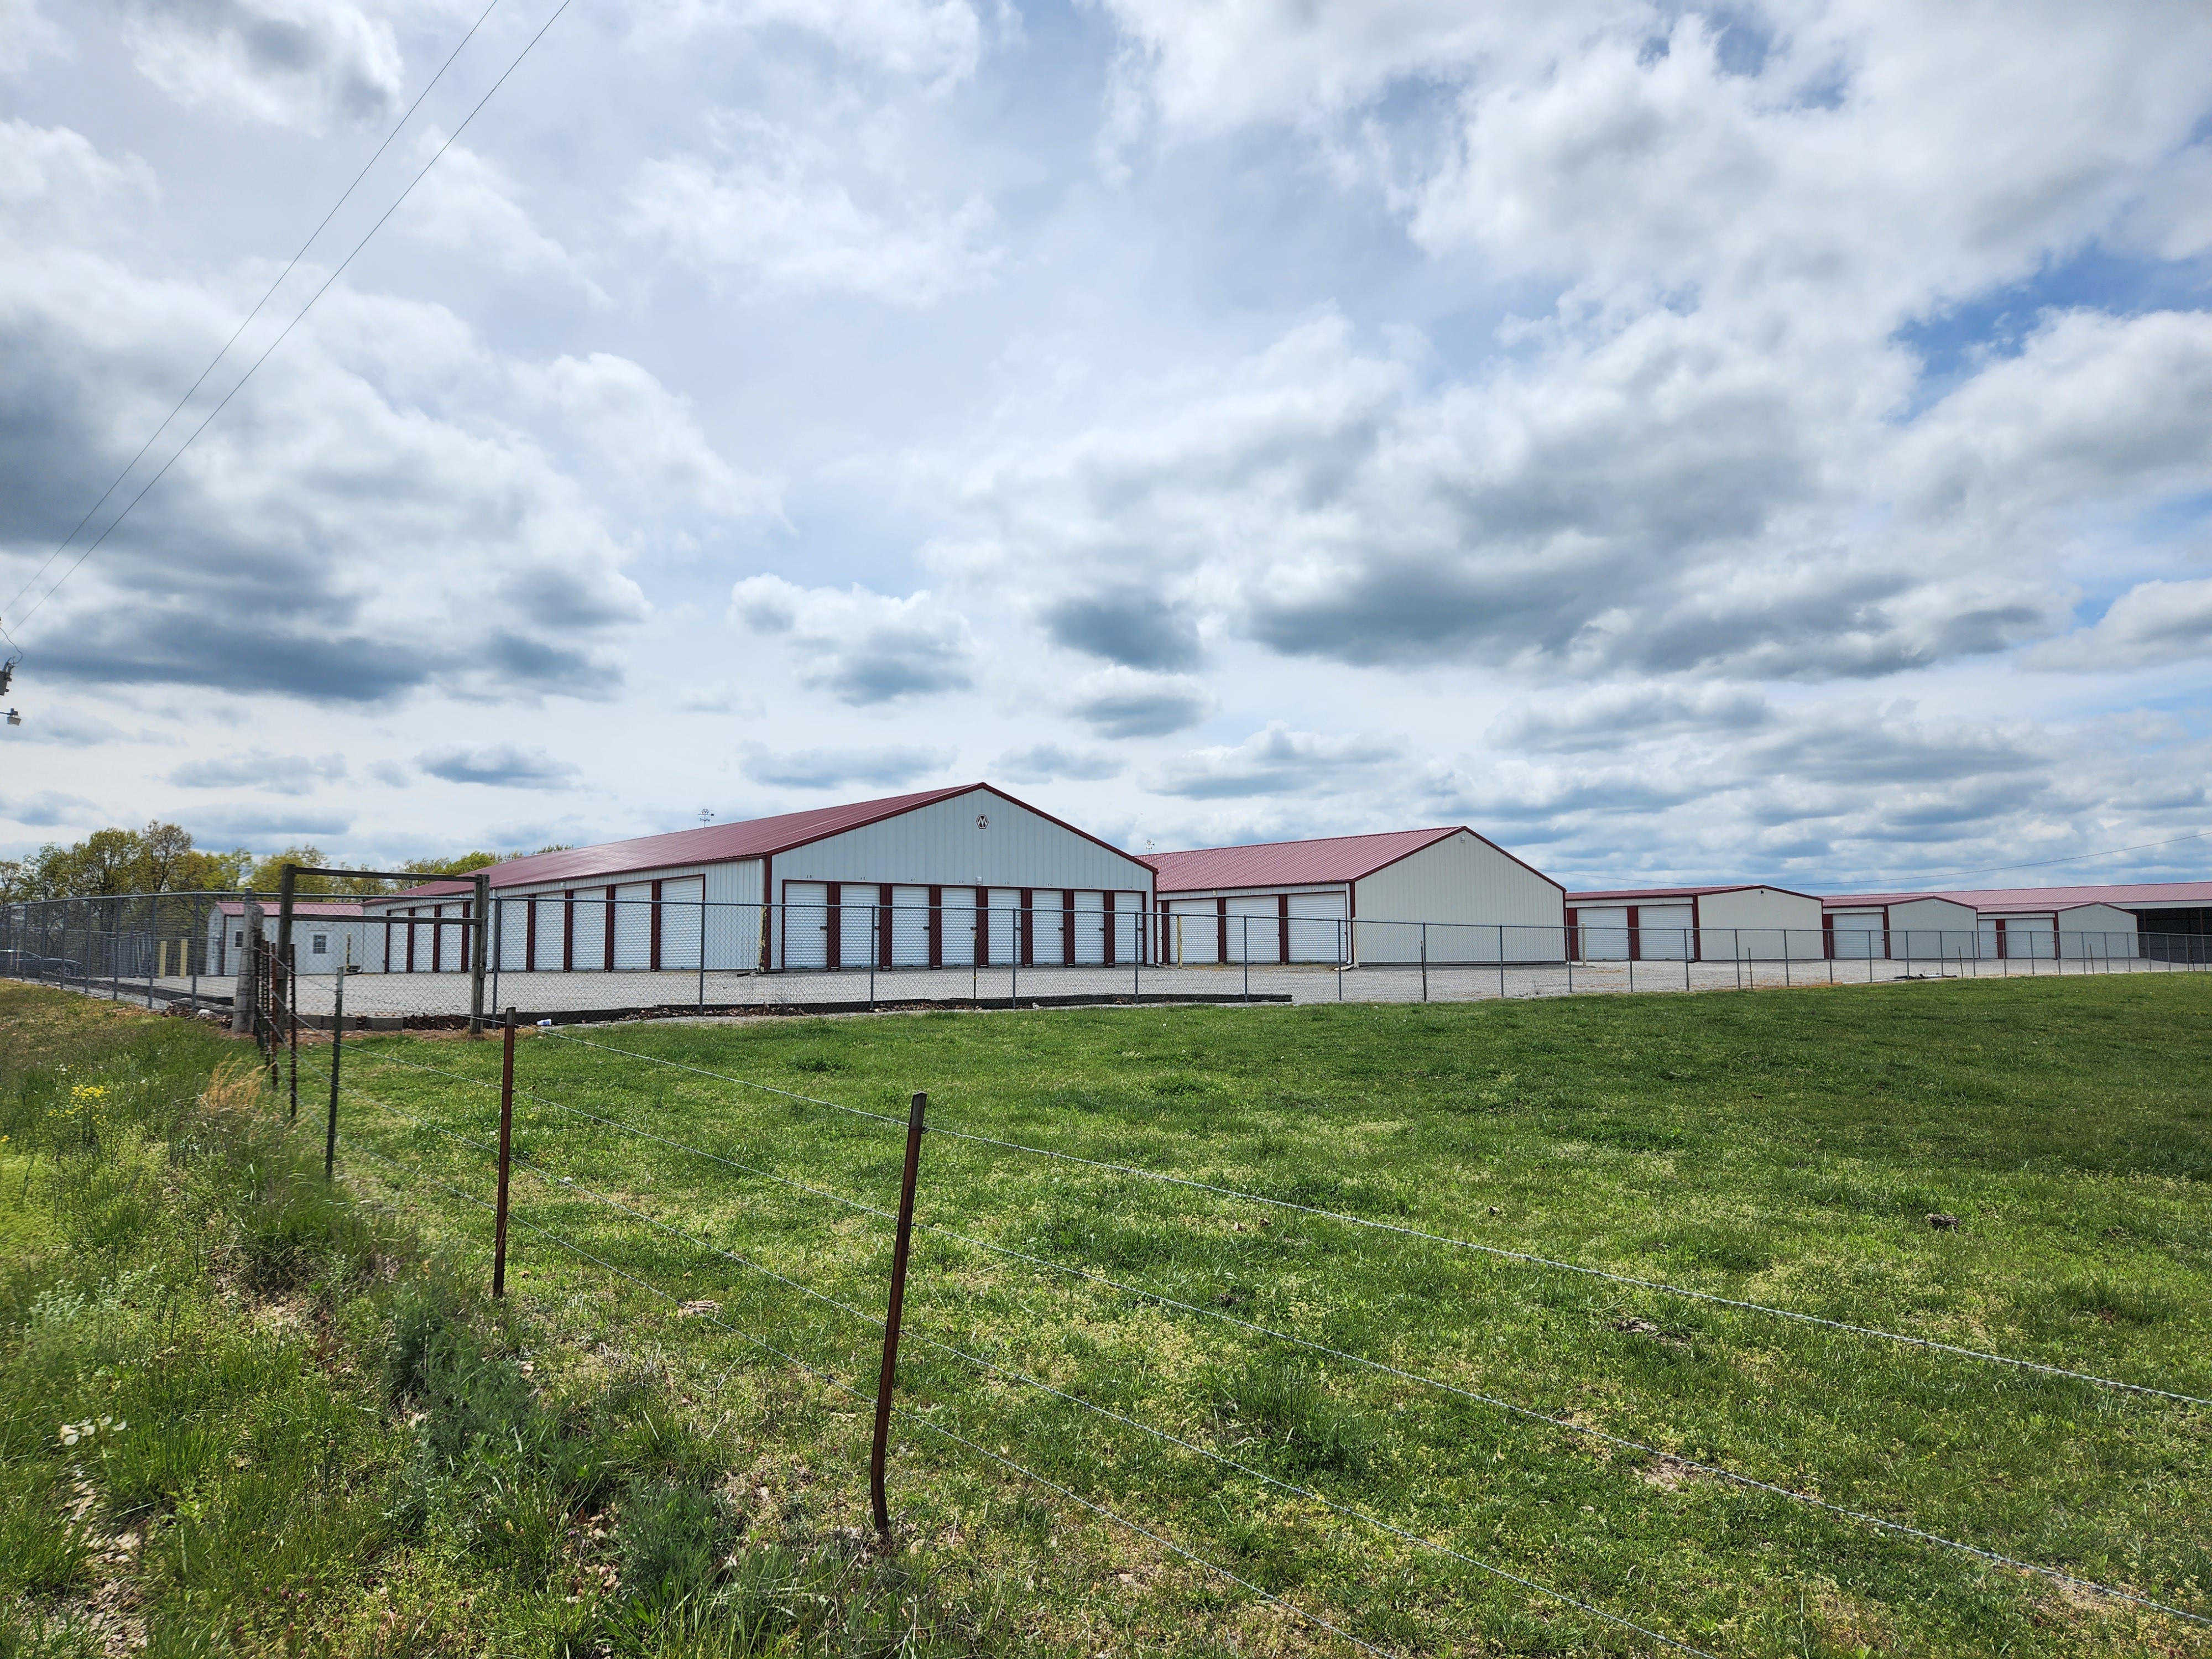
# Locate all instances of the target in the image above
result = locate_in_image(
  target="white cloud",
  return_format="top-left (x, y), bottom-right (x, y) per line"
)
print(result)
top-left (634, 0), bottom-right (984, 87)
top-left (399, 135), bottom-right (609, 303)
top-left (419, 745), bottom-right (583, 789)
top-left (171, 748), bottom-right (347, 794)
top-left (1066, 667), bottom-right (1213, 739)
top-left (1150, 723), bottom-right (1400, 800)
top-left (118, 0), bottom-right (403, 132)
top-left (2027, 580), bottom-right (2212, 672)
top-left (729, 575), bottom-right (973, 703)
top-left (742, 742), bottom-right (954, 789)
top-left (530, 352), bottom-right (780, 523)
top-left (0, 0), bottom-right (67, 76)
top-left (629, 113), bottom-right (998, 306)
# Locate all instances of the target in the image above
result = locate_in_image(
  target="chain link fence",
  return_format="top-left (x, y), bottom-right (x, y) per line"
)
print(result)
top-left (7, 891), bottom-right (2192, 1026)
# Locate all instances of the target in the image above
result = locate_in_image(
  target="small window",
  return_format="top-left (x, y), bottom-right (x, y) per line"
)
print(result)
top-left (234, 930), bottom-right (244, 947)
top-left (312, 934), bottom-right (328, 955)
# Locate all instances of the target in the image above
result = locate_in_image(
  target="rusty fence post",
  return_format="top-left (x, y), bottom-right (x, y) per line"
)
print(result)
top-left (871, 1089), bottom-right (928, 1541)
top-left (493, 1008), bottom-right (517, 1297)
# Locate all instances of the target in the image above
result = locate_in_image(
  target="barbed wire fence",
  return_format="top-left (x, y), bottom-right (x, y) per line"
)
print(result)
top-left (275, 1008), bottom-right (2210, 1657)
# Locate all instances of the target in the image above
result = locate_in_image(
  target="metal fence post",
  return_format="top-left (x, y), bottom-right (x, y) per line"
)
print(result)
top-left (493, 1009), bottom-right (517, 1298)
top-left (324, 952), bottom-right (346, 1182)
top-left (189, 896), bottom-right (200, 1014)
top-left (1499, 925), bottom-right (1507, 999)
top-left (468, 872), bottom-right (490, 1037)
top-left (700, 901), bottom-right (708, 1013)
top-left (286, 943), bottom-right (299, 1124)
top-left (1243, 916), bottom-right (1250, 1003)
top-left (871, 1090), bottom-right (927, 1542)
top-left (1420, 923), bottom-right (1427, 1003)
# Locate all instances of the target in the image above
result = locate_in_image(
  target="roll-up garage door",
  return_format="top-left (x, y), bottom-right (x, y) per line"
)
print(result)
top-left (1578, 906), bottom-right (1629, 960)
top-left (940, 887), bottom-right (977, 967)
top-left (1072, 891), bottom-right (1106, 964)
top-left (1636, 903), bottom-right (1694, 961)
top-left (1225, 895), bottom-right (1279, 963)
top-left (1109, 894), bottom-right (1144, 963)
top-left (986, 889), bottom-right (1020, 965)
top-left (890, 887), bottom-right (930, 967)
top-left (784, 883), bottom-right (828, 969)
top-left (1030, 891), bottom-right (1064, 966)
top-left (1828, 910), bottom-right (1883, 958)
top-left (612, 884), bottom-right (653, 968)
top-left (531, 896), bottom-right (563, 971)
top-left (661, 878), bottom-right (705, 970)
top-left (1168, 900), bottom-right (1219, 964)
top-left (834, 885), bottom-right (874, 969)
top-left (1286, 891), bottom-right (1347, 963)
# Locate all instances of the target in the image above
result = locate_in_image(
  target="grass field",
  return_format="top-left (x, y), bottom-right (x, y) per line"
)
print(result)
top-left (4, 974), bottom-right (2209, 1656)
top-left (303, 973), bottom-right (2212, 1657)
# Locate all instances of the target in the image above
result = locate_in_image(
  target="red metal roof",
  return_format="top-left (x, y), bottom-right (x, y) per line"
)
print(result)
top-left (1566, 884), bottom-right (1819, 903)
top-left (369, 784), bottom-right (1148, 901)
top-left (216, 900), bottom-right (364, 916)
top-left (1926, 881), bottom-right (2212, 912)
top-left (1146, 827), bottom-right (1556, 893)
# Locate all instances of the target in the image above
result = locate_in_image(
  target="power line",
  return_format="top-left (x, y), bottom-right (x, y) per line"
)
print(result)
top-left (0, 0), bottom-right (508, 641)
top-left (5, 0), bottom-right (578, 640)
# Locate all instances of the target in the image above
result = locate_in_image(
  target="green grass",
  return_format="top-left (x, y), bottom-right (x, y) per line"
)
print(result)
top-left (0, 984), bottom-right (1007, 1657)
top-left (300, 973), bottom-right (2212, 1658)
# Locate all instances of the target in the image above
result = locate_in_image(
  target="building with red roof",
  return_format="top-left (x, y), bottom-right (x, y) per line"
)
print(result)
top-left (1145, 826), bottom-right (1564, 965)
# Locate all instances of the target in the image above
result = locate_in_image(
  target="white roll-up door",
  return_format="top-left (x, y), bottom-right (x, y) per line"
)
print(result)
top-left (1225, 895), bottom-right (1278, 963)
top-left (985, 889), bottom-right (1020, 966)
top-left (940, 887), bottom-right (977, 967)
top-left (662, 878), bottom-right (705, 970)
top-left (890, 887), bottom-right (930, 967)
top-left (836, 886), bottom-right (875, 969)
top-left (1030, 892), bottom-right (1065, 964)
top-left (1072, 891), bottom-right (1105, 964)
top-left (1578, 906), bottom-right (1629, 960)
top-left (784, 883), bottom-right (828, 970)
top-left (1828, 910), bottom-right (1883, 959)
top-left (1168, 899), bottom-right (1219, 964)
top-left (1286, 891), bottom-right (1347, 962)
top-left (532, 896), bottom-right (564, 970)
top-left (1636, 904), bottom-right (1694, 961)
top-left (612, 884), bottom-right (653, 969)
top-left (1109, 894), bottom-right (1144, 963)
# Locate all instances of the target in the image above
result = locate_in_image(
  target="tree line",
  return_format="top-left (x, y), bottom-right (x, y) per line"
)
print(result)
top-left (0, 822), bottom-right (552, 902)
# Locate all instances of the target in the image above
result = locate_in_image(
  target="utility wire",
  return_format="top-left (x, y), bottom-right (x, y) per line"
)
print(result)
top-left (330, 1066), bottom-right (1715, 1650)
top-left (6, 0), bottom-right (578, 639)
top-left (325, 1063), bottom-right (2210, 1628)
top-left (518, 1032), bottom-right (2212, 1408)
top-left (0, 0), bottom-right (508, 637)
top-left (341, 1131), bottom-right (1410, 1659)
top-left (904, 1220), bottom-right (2212, 1627)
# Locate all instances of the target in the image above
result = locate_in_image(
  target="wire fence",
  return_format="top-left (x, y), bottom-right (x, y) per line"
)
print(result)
top-left (6, 890), bottom-right (2203, 1027)
top-left (267, 1010), bottom-right (2210, 1655)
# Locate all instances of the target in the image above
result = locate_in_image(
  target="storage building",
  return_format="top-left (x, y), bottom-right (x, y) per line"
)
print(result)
top-left (206, 900), bottom-right (371, 977)
top-left (1818, 893), bottom-right (1981, 960)
top-left (362, 784), bottom-right (1157, 974)
top-left (1146, 827), bottom-right (1565, 966)
top-left (1927, 883), bottom-right (2212, 961)
top-left (1566, 885), bottom-right (1824, 961)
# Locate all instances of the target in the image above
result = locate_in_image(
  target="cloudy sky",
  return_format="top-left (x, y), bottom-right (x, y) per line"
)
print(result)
top-left (4, 0), bottom-right (2211, 889)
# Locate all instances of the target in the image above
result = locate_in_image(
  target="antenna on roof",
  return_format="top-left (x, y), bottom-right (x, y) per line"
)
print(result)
top-left (698, 808), bottom-right (715, 823)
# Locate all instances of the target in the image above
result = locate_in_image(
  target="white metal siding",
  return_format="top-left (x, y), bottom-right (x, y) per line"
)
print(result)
top-left (775, 789), bottom-right (1152, 894)
top-left (1351, 831), bottom-right (1563, 963)
top-left (2060, 904), bottom-right (2140, 958)
top-left (1694, 888), bottom-right (1823, 958)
